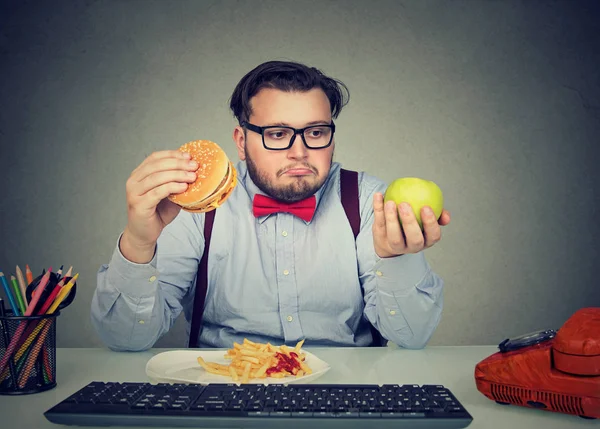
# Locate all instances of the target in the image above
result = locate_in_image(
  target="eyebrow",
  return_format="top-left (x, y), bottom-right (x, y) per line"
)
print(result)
top-left (267, 120), bottom-right (332, 127)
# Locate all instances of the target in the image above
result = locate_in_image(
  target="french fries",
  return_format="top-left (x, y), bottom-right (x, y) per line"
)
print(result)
top-left (197, 338), bottom-right (312, 384)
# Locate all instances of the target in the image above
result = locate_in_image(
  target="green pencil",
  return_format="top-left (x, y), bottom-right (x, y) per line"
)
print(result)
top-left (10, 275), bottom-right (26, 314)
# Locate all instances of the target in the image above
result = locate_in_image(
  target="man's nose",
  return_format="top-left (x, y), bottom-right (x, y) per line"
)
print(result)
top-left (287, 133), bottom-right (308, 159)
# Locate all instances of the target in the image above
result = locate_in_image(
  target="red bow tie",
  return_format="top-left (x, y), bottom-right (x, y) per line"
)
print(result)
top-left (252, 194), bottom-right (316, 222)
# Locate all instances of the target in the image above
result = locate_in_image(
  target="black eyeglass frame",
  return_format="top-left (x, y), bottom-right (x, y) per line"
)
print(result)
top-left (240, 120), bottom-right (336, 150)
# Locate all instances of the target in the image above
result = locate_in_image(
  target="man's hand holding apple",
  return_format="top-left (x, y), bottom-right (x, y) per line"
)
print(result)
top-left (372, 177), bottom-right (451, 258)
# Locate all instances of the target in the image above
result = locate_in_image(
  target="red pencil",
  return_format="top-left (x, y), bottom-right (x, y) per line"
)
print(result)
top-left (38, 278), bottom-right (65, 315)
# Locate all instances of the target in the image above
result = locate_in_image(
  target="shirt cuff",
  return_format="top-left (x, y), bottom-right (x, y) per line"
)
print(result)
top-left (106, 233), bottom-right (160, 298)
top-left (372, 252), bottom-right (431, 294)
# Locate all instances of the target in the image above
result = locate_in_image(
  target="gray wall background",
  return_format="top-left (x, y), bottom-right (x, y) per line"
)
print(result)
top-left (1, 0), bottom-right (598, 348)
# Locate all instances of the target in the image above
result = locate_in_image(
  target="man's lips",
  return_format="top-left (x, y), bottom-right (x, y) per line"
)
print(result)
top-left (283, 168), bottom-right (314, 176)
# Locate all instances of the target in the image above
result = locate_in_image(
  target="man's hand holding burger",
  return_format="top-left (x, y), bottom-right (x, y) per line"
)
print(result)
top-left (120, 140), bottom-right (237, 264)
top-left (121, 150), bottom-right (198, 264)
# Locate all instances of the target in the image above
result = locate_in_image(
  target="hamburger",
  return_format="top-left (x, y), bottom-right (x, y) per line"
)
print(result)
top-left (168, 140), bottom-right (237, 213)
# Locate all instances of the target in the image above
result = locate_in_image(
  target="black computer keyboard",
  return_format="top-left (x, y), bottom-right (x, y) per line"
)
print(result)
top-left (44, 381), bottom-right (474, 428)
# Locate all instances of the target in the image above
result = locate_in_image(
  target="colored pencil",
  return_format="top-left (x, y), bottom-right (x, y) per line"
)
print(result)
top-left (0, 272), bottom-right (19, 316)
top-left (10, 276), bottom-right (26, 314)
top-left (18, 321), bottom-right (52, 388)
top-left (13, 320), bottom-right (41, 363)
top-left (38, 278), bottom-right (65, 315)
top-left (48, 274), bottom-right (78, 314)
top-left (25, 265), bottom-right (33, 285)
top-left (0, 318), bottom-right (27, 376)
top-left (42, 345), bottom-right (53, 382)
top-left (23, 268), bottom-right (52, 316)
top-left (15, 266), bottom-right (28, 307)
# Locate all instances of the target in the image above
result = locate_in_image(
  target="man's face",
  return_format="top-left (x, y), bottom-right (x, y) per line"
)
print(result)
top-left (234, 88), bottom-right (335, 203)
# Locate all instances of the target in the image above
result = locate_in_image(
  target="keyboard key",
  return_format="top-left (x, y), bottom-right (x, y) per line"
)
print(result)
top-left (359, 411), bottom-right (381, 417)
top-left (291, 411), bottom-right (313, 417)
top-left (167, 403), bottom-right (186, 410)
top-left (404, 412), bottom-right (426, 418)
top-left (269, 411), bottom-right (290, 417)
top-left (313, 411), bottom-right (339, 418)
top-left (381, 412), bottom-right (403, 418)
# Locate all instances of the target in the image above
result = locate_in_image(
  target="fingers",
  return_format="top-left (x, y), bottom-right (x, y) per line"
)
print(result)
top-left (421, 206), bottom-right (442, 248)
top-left (139, 182), bottom-right (189, 210)
top-left (156, 198), bottom-right (183, 222)
top-left (438, 209), bottom-right (451, 226)
top-left (132, 150), bottom-right (190, 175)
top-left (398, 203), bottom-right (424, 252)
top-left (127, 151), bottom-right (198, 200)
top-left (137, 170), bottom-right (196, 198)
top-left (384, 201), bottom-right (406, 251)
top-left (133, 156), bottom-right (198, 187)
top-left (372, 193), bottom-right (387, 242)
top-left (373, 198), bottom-right (446, 257)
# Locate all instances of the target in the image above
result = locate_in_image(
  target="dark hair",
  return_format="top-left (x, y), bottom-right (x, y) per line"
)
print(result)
top-left (229, 60), bottom-right (350, 125)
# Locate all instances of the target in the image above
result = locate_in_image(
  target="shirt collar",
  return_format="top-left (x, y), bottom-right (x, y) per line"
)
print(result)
top-left (236, 160), bottom-right (340, 224)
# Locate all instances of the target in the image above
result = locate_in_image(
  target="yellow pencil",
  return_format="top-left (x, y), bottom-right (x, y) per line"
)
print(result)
top-left (47, 273), bottom-right (78, 314)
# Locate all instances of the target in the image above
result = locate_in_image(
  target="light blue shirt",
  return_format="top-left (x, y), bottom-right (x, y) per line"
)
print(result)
top-left (91, 161), bottom-right (443, 350)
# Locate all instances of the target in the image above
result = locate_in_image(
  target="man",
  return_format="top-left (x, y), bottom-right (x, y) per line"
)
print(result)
top-left (91, 60), bottom-right (451, 351)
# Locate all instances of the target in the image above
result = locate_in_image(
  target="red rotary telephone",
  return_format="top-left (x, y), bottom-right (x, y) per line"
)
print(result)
top-left (474, 307), bottom-right (600, 419)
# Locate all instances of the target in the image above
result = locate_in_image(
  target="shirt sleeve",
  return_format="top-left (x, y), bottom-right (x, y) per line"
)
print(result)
top-left (356, 173), bottom-right (444, 349)
top-left (91, 212), bottom-right (205, 351)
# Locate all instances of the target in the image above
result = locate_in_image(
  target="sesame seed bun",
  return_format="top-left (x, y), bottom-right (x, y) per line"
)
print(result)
top-left (167, 140), bottom-right (237, 213)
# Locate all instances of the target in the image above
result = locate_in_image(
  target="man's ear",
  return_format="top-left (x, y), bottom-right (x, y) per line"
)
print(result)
top-left (233, 126), bottom-right (246, 161)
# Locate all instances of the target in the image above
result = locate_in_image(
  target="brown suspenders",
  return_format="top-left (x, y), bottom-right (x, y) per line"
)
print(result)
top-left (188, 168), bottom-right (384, 348)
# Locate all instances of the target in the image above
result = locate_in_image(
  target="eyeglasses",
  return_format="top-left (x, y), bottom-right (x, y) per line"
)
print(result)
top-left (241, 120), bottom-right (335, 150)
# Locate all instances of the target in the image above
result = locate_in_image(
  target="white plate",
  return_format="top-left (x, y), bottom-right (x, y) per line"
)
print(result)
top-left (145, 349), bottom-right (330, 385)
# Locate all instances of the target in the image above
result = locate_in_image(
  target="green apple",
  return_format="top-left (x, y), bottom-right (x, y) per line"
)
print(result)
top-left (384, 177), bottom-right (444, 229)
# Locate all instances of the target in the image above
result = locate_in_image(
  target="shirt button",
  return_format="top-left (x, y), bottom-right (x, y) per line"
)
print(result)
top-left (389, 310), bottom-right (396, 316)
top-left (283, 269), bottom-right (290, 276)
top-left (375, 271), bottom-right (383, 277)
top-left (282, 231), bottom-right (288, 237)
top-left (286, 315), bottom-right (293, 322)
top-left (149, 275), bottom-right (157, 282)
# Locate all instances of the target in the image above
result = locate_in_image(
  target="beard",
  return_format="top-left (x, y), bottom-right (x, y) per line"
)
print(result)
top-left (245, 148), bottom-right (333, 203)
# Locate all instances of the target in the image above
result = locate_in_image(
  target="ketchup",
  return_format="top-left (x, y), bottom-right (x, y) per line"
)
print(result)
top-left (266, 352), bottom-right (301, 376)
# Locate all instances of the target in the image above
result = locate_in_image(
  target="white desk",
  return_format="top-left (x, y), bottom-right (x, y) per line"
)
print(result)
top-left (0, 346), bottom-right (596, 428)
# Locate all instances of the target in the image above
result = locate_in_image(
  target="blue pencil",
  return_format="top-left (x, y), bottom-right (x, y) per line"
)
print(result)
top-left (0, 272), bottom-right (20, 316)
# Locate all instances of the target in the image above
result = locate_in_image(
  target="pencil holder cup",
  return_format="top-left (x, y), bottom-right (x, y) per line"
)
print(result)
top-left (0, 311), bottom-right (59, 395)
